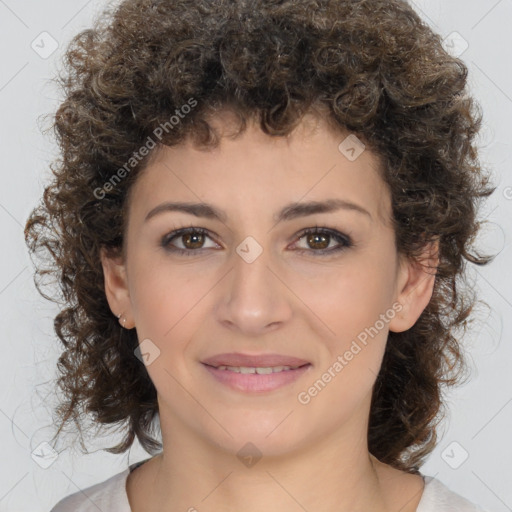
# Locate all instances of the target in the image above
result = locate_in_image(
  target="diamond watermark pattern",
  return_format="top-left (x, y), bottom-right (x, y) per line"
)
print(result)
top-left (338, 134), bottom-right (366, 161)
top-left (31, 31), bottom-right (59, 59)
top-left (442, 31), bottom-right (469, 58)
top-left (236, 236), bottom-right (263, 263)
top-left (441, 441), bottom-right (469, 469)
top-left (31, 441), bottom-right (59, 469)
top-left (134, 338), bottom-right (161, 365)
top-left (236, 442), bottom-right (263, 468)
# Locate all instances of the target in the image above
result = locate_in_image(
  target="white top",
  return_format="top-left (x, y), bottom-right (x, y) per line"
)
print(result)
top-left (50, 459), bottom-right (490, 512)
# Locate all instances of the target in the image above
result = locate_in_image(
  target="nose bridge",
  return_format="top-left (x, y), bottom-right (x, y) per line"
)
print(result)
top-left (215, 235), bottom-right (293, 333)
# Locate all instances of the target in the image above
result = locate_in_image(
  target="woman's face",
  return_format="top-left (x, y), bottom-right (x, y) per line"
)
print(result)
top-left (102, 112), bottom-right (435, 458)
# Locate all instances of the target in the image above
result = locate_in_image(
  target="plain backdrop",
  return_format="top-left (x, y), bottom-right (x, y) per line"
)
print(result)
top-left (0, 0), bottom-right (511, 510)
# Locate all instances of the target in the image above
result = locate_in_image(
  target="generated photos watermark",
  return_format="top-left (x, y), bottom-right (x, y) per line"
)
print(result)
top-left (93, 97), bottom-right (198, 200)
top-left (297, 301), bottom-right (403, 405)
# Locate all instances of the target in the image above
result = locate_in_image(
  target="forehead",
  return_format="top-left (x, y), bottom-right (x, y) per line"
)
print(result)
top-left (128, 112), bottom-right (392, 227)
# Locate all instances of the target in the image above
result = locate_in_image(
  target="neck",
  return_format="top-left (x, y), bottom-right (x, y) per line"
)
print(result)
top-left (145, 411), bottom-right (406, 512)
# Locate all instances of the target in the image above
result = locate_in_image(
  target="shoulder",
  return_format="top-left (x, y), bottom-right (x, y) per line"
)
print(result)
top-left (418, 475), bottom-right (490, 512)
top-left (49, 466), bottom-right (132, 512)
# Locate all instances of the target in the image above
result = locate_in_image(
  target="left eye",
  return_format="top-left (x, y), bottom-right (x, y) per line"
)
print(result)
top-left (292, 228), bottom-right (353, 255)
top-left (161, 227), bottom-right (353, 256)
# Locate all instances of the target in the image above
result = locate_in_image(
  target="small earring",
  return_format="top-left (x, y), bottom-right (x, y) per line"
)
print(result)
top-left (117, 313), bottom-right (127, 328)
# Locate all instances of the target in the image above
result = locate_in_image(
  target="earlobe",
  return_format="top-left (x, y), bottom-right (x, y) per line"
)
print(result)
top-left (389, 240), bottom-right (439, 333)
top-left (100, 247), bottom-right (133, 327)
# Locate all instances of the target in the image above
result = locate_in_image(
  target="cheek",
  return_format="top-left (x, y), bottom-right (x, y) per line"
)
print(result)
top-left (296, 249), bottom-right (397, 394)
top-left (127, 258), bottom-right (215, 400)
top-left (128, 253), bottom-right (218, 351)
top-left (294, 284), bottom-right (392, 427)
top-left (300, 250), bottom-right (397, 339)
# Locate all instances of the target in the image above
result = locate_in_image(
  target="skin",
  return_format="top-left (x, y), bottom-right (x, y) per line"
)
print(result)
top-left (101, 110), bottom-right (438, 512)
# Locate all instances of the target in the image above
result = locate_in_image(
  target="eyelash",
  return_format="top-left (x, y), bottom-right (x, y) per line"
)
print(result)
top-left (160, 225), bottom-right (353, 257)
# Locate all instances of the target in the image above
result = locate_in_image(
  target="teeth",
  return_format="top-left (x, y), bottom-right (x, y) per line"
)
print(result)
top-left (216, 365), bottom-right (300, 373)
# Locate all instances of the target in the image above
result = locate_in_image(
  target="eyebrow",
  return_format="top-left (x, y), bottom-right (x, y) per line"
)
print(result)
top-left (144, 198), bottom-right (372, 224)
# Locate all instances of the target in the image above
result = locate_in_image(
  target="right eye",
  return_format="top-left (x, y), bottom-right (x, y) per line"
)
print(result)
top-left (161, 227), bottom-right (220, 256)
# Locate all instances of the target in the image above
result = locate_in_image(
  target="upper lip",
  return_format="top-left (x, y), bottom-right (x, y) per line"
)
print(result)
top-left (201, 353), bottom-right (311, 368)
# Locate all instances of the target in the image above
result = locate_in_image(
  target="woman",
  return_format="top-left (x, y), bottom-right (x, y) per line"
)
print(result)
top-left (25, 0), bottom-right (495, 510)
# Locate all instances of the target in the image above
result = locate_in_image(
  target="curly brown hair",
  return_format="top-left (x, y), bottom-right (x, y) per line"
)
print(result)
top-left (24, 0), bottom-right (495, 472)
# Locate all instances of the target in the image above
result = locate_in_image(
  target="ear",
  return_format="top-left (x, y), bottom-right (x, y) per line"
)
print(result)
top-left (388, 239), bottom-right (439, 333)
top-left (100, 247), bottom-right (134, 329)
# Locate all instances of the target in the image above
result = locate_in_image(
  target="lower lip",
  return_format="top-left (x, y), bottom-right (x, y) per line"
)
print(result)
top-left (202, 363), bottom-right (312, 393)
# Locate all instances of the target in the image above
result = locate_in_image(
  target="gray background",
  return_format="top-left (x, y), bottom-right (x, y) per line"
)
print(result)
top-left (0, 0), bottom-right (511, 510)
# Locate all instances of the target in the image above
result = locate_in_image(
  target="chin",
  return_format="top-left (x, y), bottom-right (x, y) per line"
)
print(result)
top-left (200, 413), bottom-right (313, 459)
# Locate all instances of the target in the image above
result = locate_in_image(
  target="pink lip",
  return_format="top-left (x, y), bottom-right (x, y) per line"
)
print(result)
top-left (202, 363), bottom-right (312, 393)
top-left (201, 352), bottom-right (310, 368)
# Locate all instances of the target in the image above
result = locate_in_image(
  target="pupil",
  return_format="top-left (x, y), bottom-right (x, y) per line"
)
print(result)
top-left (308, 233), bottom-right (328, 249)
top-left (184, 233), bottom-right (204, 249)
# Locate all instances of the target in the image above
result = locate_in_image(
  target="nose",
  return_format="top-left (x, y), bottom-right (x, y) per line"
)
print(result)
top-left (214, 241), bottom-right (293, 336)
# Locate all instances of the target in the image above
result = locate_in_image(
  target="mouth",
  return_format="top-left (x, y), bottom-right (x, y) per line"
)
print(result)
top-left (201, 352), bottom-right (311, 368)
top-left (200, 353), bottom-right (312, 393)
top-left (209, 364), bottom-right (308, 374)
